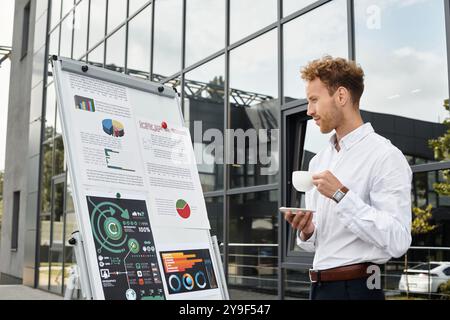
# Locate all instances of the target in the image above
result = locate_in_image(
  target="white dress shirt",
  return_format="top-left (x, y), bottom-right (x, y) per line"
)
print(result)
top-left (297, 123), bottom-right (412, 271)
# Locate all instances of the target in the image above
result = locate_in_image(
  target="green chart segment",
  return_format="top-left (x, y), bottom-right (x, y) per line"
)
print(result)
top-left (86, 196), bottom-right (165, 300)
top-left (176, 199), bottom-right (191, 219)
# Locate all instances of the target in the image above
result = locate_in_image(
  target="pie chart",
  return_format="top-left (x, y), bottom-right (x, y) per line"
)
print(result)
top-left (102, 119), bottom-right (125, 137)
top-left (176, 199), bottom-right (191, 219)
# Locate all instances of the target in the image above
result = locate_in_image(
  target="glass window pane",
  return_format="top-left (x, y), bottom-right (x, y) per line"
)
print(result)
top-left (230, 0), bottom-right (277, 44)
top-left (49, 181), bottom-right (65, 294)
top-left (62, 0), bottom-right (74, 18)
top-left (51, 183), bottom-right (65, 248)
top-left (88, 0), bottom-right (106, 49)
top-left (153, 0), bottom-right (182, 78)
top-left (107, 0), bottom-right (127, 33)
top-left (129, 0), bottom-right (149, 15)
top-left (283, 0), bottom-right (317, 17)
top-left (87, 42), bottom-right (104, 67)
top-left (66, 172), bottom-right (75, 213)
top-left (283, 0), bottom-right (348, 102)
top-left (59, 13), bottom-right (74, 58)
top-left (49, 249), bottom-right (64, 295)
top-left (50, 0), bottom-right (62, 29)
top-left (127, 4), bottom-right (151, 79)
top-left (63, 212), bottom-right (78, 295)
top-left (411, 169), bottom-right (450, 257)
top-left (48, 28), bottom-right (59, 57)
top-left (186, 0), bottom-right (225, 67)
top-left (73, 0), bottom-right (89, 59)
top-left (38, 215), bottom-right (51, 290)
top-left (355, 0), bottom-right (449, 163)
top-left (285, 269), bottom-right (311, 299)
top-left (105, 27), bottom-right (126, 72)
top-left (205, 197), bottom-right (224, 243)
top-left (54, 136), bottom-right (66, 176)
top-left (229, 30), bottom-right (279, 189)
top-left (45, 83), bottom-right (56, 142)
top-left (40, 142), bottom-right (53, 215)
top-left (185, 56), bottom-right (225, 192)
top-left (229, 191), bottom-right (278, 293)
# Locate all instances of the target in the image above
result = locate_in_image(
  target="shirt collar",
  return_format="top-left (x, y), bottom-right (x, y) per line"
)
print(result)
top-left (329, 123), bottom-right (375, 151)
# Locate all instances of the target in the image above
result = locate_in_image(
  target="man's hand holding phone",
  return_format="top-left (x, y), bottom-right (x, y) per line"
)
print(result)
top-left (280, 208), bottom-right (315, 241)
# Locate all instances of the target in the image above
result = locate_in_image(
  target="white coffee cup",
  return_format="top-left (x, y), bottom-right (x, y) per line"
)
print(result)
top-left (292, 171), bottom-right (314, 192)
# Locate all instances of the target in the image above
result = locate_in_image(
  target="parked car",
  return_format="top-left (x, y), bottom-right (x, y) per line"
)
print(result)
top-left (399, 262), bottom-right (450, 294)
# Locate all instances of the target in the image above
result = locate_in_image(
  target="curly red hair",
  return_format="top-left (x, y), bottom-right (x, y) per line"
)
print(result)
top-left (301, 55), bottom-right (365, 105)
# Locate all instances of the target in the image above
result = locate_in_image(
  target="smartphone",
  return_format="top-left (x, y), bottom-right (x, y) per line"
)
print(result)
top-left (279, 207), bottom-right (315, 214)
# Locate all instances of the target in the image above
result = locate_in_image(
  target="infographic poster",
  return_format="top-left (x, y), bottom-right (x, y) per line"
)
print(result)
top-left (86, 195), bottom-right (165, 300)
top-left (160, 249), bottom-right (218, 296)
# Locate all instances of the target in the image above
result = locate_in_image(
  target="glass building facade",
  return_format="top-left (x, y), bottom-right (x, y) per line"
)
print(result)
top-left (8, 0), bottom-right (450, 299)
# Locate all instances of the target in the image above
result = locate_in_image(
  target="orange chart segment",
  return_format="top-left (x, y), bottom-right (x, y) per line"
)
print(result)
top-left (162, 252), bottom-right (203, 273)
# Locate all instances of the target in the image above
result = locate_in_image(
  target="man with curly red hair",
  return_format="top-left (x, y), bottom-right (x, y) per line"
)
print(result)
top-left (284, 56), bottom-right (412, 300)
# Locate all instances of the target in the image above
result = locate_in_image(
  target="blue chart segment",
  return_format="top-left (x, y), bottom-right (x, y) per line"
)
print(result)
top-left (160, 249), bottom-right (218, 295)
top-left (102, 119), bottom-right (125, 137)
top-left (74, 95), bottom-right (96, 112)
top-left (87, 196), bottom-right (165, 300)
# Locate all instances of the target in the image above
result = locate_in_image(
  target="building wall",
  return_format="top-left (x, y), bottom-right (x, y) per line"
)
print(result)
top-left (0, 0), bottom-right (48, 285)
top-left (0, 0), bottom-right (35, 284)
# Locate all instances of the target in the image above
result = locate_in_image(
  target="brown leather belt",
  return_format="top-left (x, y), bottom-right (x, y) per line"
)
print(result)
top-left (309, 263), bottom-right (372, 283)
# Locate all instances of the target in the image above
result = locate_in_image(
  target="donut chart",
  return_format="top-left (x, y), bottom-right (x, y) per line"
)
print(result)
top-left (182, 273), bottom-right (195, 291)
top-left (168, 275), bottom-right (181, 292)
top-left (195, 272), bottom-right (207, 289)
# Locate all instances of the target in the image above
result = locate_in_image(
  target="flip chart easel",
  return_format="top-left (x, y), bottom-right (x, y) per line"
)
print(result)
top-left (52, 56), bottom-right (229, 300)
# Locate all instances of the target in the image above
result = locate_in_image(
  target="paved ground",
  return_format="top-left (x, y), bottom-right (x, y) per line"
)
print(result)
top-left (229, 289), bottom-right (278, 300)
top-left (0, 285), bottom-right (291, 300)
top-left (0, 285), bottom-right (62, 300)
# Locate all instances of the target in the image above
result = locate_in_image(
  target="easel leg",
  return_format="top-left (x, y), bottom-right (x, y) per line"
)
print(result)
top-left (211, 236), bottom-right (230, 300)
top-left (65, 231), bottom-right (93, 300)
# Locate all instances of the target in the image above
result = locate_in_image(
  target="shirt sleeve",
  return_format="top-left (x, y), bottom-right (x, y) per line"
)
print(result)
top-left (296, 225), bottom-right (317, 252)
top-left (334, 148), bottom-right (412, 258)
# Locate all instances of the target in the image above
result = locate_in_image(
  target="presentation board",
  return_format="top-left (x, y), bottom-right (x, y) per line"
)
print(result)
top-left (52, 57), bottom-right (228, 300)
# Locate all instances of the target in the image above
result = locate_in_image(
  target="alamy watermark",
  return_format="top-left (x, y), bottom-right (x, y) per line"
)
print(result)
top-left (164, 121), bottom-right (279, 176)
top-left (367, 265), bottom-right (382, 290)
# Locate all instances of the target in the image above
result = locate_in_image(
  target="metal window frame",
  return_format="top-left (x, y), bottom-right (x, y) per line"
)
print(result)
top-left (36, 0), bottom-right (450, 299)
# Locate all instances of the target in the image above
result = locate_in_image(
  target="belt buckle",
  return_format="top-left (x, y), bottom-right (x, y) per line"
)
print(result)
top-left (309, 269), bottom-right (318, 283)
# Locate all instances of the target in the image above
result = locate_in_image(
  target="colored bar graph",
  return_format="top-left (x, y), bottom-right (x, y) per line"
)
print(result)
top-left (74, 95), bottom-right (96, 112)
top-left (161, 252), bottom-right (204, 273)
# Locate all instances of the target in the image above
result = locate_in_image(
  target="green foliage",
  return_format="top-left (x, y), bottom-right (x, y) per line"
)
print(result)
top-left (411, 100), bottom-right (450, 235)
top-left (438, 280), bottom-right (450, 300)
top-left (412, 205), bottom-right (437, 235)
top-left (429, 99), bottom-right (450, 161)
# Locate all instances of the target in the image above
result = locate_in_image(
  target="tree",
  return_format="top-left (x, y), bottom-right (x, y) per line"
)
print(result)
top-left (404, 99), bottom-right (449, 298)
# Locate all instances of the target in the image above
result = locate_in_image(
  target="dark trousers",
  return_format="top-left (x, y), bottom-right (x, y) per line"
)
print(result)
top-left (310, 277), bottom-right (385, 300)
